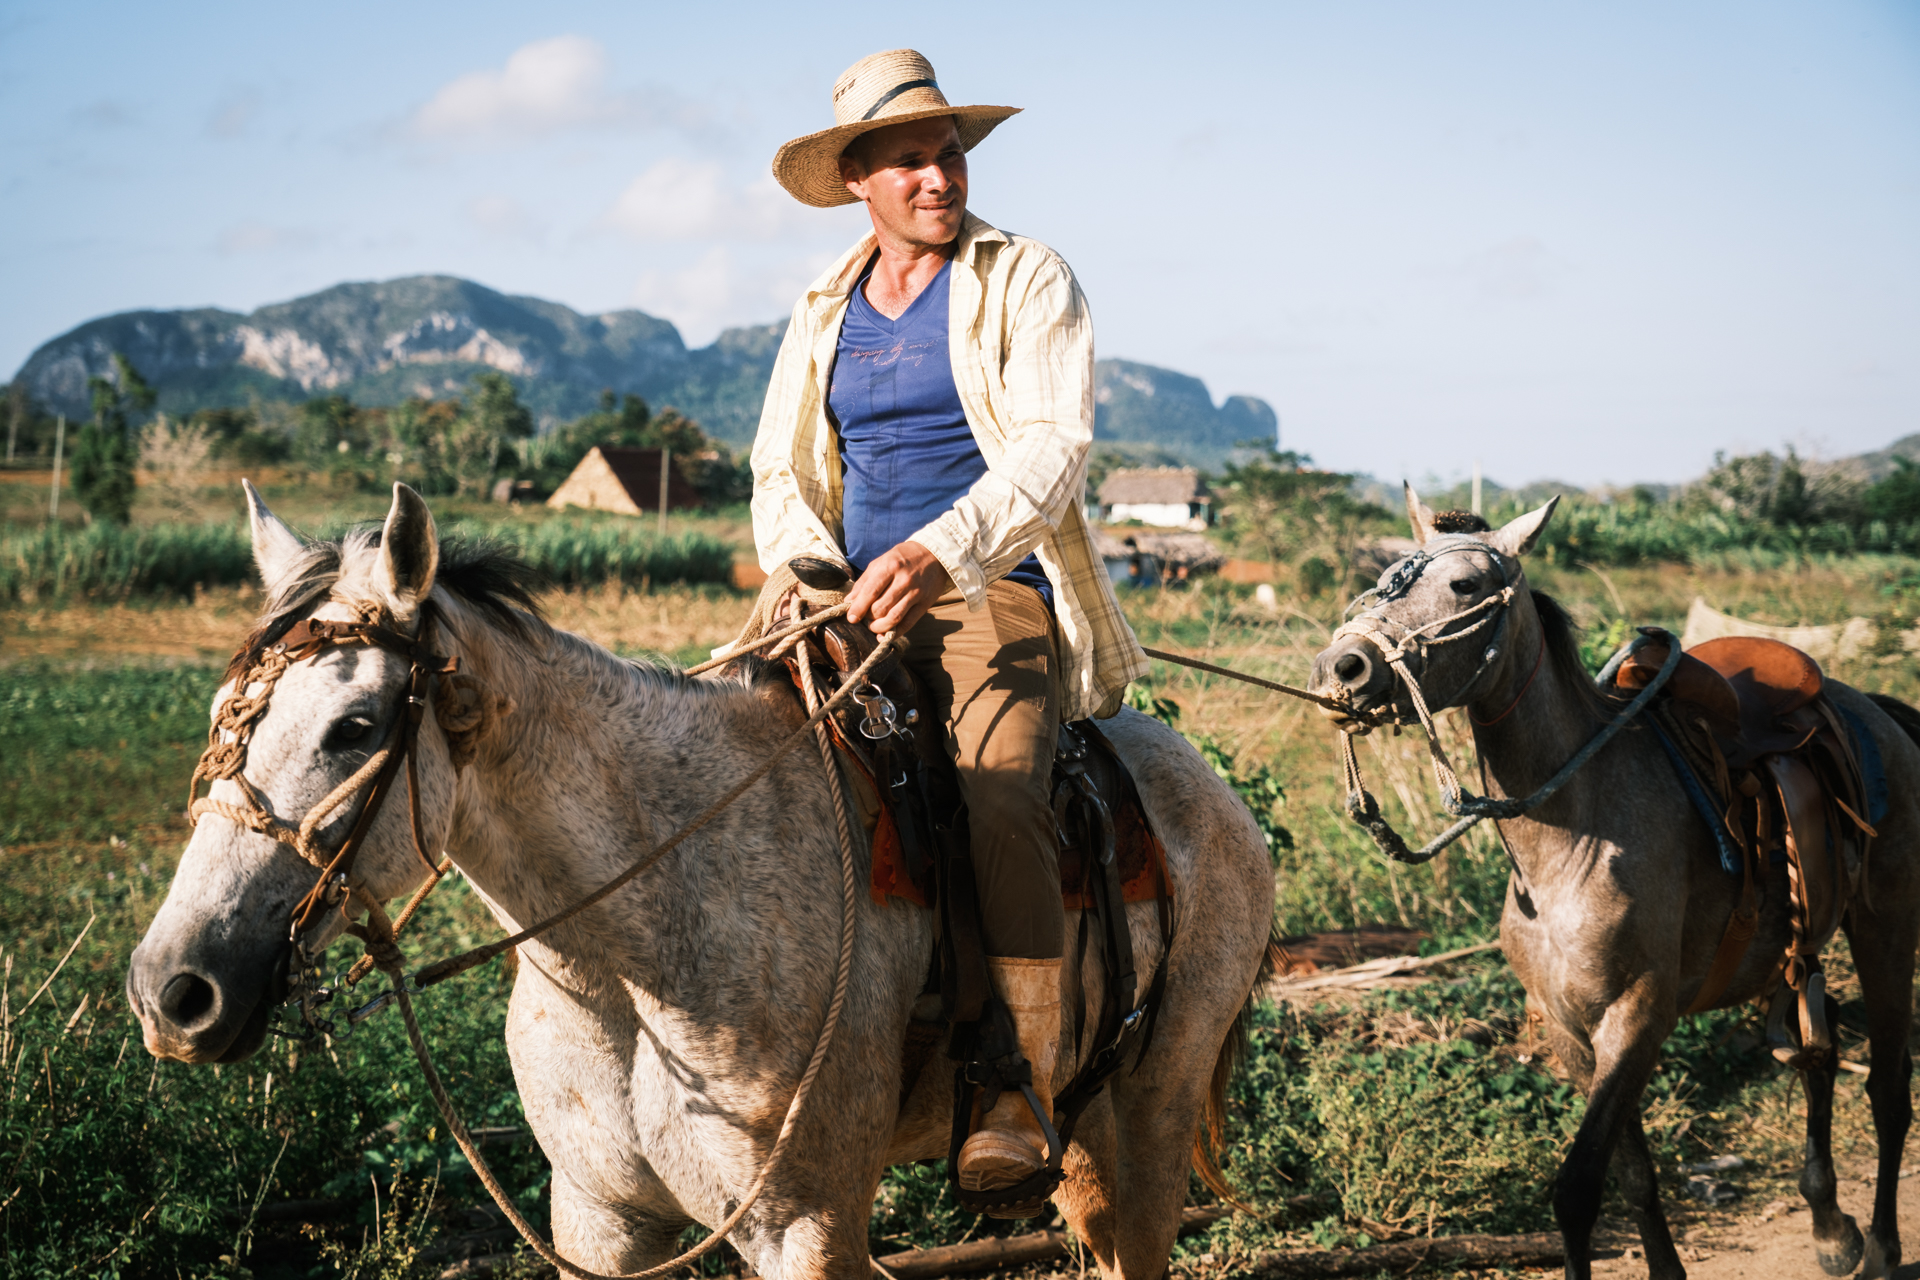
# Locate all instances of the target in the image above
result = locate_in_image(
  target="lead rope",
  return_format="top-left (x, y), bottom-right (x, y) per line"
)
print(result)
top-left (370, 616), bottom-right (891, 1280)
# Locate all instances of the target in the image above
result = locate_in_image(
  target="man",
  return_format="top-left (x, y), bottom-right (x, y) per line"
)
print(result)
top-left (756, 49), bottom-right (1147, 1202)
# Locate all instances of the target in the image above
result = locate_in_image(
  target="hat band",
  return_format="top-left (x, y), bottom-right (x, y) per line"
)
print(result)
top-left (860, 78), bottom-right (939, 121)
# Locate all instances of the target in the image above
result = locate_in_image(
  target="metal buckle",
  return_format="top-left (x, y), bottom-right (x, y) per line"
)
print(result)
top-left (853, 684), bottom-right (900, 740)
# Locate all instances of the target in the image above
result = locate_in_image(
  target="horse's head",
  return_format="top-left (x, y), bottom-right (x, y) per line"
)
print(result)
top-left (127, 482), bottom-right (462, 1063)
top-left (1311, 483), bottom-right (1560, 729)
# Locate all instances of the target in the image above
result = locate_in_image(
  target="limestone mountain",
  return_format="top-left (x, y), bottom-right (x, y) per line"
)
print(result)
top-left (13, 274), bottom-right (1275, 459)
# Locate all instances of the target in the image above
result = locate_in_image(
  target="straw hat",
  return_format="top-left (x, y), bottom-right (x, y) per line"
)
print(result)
top-left (772, 49), bottom-right (1021, 208)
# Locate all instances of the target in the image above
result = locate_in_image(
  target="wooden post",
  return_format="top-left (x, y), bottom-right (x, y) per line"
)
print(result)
top-left (49, 414), bottom-right (65, 520)
top-left (1471, 460), bottom-right (1482, 516)
top-left (5, 391), bottom-right (17, 464)
top-left (658, 447), bottom-right (670, 537)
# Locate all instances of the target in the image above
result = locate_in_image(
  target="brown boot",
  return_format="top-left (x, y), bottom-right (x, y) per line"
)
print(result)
top-left (957, 957), bottom-right (1061, 1213)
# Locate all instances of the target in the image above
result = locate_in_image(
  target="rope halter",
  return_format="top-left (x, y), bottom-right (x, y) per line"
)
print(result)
top-left (1326, 538), bottom-right (1685, 866)
top-left (1329, 537), bottom-right (1521, 738)
top-left (187, 601), bottom-right (473, 941)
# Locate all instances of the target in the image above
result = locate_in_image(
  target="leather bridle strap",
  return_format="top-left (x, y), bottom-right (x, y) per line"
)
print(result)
top-left (188, 604), bottom-right (457, 940)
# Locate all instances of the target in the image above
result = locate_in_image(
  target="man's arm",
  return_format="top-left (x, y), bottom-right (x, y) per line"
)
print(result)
top-left (903, 250), bottom-right (1093, 608)
top-left (750, 301), bottom-right (853, 573)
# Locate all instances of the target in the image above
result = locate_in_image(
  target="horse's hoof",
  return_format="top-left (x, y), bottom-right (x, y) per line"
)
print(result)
top-left (1815, 1216), bottom-right (1865, 1276)
top-left (1859, 1233), bottom-right (1898, 1280)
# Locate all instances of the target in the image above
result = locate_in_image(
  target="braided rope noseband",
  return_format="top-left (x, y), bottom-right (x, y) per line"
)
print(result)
top-left (186, 601), bottom-right (482, 942)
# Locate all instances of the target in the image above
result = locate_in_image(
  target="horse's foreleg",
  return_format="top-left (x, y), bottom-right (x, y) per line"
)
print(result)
top-left (1844, 912), bottom-right (1917, 1280)
top-left (1548, 996), bottom-right (1679, 1280)
top-left (550, 1165), bottom-right (691, 1274)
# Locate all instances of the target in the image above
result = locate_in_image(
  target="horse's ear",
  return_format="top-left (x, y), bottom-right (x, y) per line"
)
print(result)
top-left (377, 483), bottom-right (440, 615)
top-left (1489, 495), bottom-right (1561, 559)
top-left (243, 479), bottom-right (304, 590)
top-left (1404, 482), bottom-right (1439, 546)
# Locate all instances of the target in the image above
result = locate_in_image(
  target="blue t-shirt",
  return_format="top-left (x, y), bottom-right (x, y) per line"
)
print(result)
top-left (828, 257), bottom-right (1051, 607)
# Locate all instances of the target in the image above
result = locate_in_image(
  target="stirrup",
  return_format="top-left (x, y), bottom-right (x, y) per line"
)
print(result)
top-left (953, 1082), bottom-right (1065, 1218)
top-left (1767, 968), bottom-right (1832, 1069)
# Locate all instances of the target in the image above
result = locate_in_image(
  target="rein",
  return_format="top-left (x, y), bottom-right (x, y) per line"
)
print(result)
top-left (194, 595), bottom-right (895, 1280)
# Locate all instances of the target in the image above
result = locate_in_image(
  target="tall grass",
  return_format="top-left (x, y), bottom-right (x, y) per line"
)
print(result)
top-left (0, 518), bottom-right (735, 604)
top-left (0, 522), bottom-right (252, 602)
top-left (478, 519), bottom-right (733, 591)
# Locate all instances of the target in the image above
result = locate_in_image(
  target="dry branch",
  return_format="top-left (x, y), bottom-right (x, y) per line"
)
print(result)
top-left (870, 1206), bottom-right (1225, 1279)
top-left (1240, 1231), bottom-right (1564, 1277)
top-left (1267, 940), bottom-right (1503, 996)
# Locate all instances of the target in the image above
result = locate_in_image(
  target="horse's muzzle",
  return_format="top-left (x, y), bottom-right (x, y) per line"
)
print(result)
top-left (126, 943), bottom-right (279, 1064)
top-left (1311, 635), bottom-right (1398, 725)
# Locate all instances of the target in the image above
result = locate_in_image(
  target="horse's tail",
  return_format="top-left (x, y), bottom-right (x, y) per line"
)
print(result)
top-left (1191, 925), bottom-right (1284, 1208)
top-left (1867, 692), bottom-right (1920, 750)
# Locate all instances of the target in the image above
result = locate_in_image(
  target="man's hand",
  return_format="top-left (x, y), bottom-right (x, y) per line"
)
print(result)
top-left (845, 541), bottom-right (952, 635)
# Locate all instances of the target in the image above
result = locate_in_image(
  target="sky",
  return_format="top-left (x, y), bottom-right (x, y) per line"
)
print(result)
top-left (1, 0), bottom-right (1916, 487)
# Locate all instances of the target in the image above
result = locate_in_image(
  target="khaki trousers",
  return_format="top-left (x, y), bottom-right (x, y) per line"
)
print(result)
top-left (900, 581), bottom-right (1063, 960)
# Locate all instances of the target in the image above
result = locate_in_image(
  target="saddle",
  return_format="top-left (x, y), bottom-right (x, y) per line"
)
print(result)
top-left (750, 562), bottom-right (1173, 1216)
top-left (1615, 630), bottom-right (1878, 1066)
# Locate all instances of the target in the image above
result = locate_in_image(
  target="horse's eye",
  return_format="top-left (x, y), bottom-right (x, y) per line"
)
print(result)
top-left (325, 716), bottom-right (376, 750)
top-left (1450, 578), bottom-right (1480, 596)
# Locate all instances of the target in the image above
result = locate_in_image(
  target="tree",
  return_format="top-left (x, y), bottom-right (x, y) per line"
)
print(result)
top-left (1217, 450), bottom-right (1390, 595)
top-left (1864, 457), bottom-right (1920, 527)
top-left (1687, 448), bottom-right (1861, 526)
top-left (71, 353), bottom-right (154, 524)
top-left (446, 373), bottom-right (535, 496)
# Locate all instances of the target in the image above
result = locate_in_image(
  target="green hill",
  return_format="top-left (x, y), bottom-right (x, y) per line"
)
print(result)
top-left (13, 275), bottom-right (1273, 461)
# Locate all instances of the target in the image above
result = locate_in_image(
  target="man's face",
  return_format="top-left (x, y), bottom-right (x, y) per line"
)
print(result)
top-left (839, 117), bottom-right (968, 249)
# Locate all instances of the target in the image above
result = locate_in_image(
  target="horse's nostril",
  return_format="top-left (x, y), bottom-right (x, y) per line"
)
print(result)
top-left (159, 973), bottom-right (217, 1028)
top-left (1334, 653), bottom-right (1367, 684)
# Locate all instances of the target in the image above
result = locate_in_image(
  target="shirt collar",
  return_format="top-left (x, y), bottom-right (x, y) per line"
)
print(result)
top-left (807, 211), bottom-right (1006, 309)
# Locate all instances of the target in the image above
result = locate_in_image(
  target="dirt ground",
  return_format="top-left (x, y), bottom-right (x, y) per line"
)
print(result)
top-left (1575, 1140), bottom-right (1920, 1279)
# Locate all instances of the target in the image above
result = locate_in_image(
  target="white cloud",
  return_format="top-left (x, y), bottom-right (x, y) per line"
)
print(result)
top-left (1462, 237), bottom-right (1561, 301)
top-left (207, 89), bottom-right (261, 140)
top-left (413, 36), bottom-right (619, 141)
top-left (632, 247), bottom-right (836, 345)
top-left (216, 222), bottom-right (318, 255)
top-left (468, 194), bottom-right (545, 241)
top-left (601, 158), bottom-right (802, 242)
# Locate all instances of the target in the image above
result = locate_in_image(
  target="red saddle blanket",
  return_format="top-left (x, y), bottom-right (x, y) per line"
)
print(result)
top-left (836, 738), bottom-right (1173, 910)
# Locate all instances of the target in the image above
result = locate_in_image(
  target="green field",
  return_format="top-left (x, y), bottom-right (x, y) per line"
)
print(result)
top-left (6, 538), bottom-right (1915, 1277)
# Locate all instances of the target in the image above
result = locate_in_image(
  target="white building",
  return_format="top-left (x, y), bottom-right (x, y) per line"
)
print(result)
top-left (1097, 467), bottom-right (1212, 530)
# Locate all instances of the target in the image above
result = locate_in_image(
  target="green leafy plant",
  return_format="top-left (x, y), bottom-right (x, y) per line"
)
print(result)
top-left (72, 354), bottom-right (154, 525)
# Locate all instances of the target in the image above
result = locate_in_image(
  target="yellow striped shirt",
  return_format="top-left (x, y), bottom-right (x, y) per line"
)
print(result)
top-left (749, 212), bottom-right (1147, 719)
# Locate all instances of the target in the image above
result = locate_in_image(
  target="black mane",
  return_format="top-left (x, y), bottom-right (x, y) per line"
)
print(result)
top-left (225, 528), bottom-right (549, 682)
top-left (1529, 589), bottom-right (1616, 723)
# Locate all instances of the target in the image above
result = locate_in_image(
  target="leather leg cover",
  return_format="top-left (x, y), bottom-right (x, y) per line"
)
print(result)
top-left (958, 957), bottom-right (1062, 1203)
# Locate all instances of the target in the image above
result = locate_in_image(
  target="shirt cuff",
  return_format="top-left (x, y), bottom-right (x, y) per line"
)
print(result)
top-left (908, 518), bottom-right (986, 609)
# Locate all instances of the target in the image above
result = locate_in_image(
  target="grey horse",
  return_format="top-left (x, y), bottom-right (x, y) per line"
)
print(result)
top-left (127, 482), bottom-right (1277, 1280)
top-left (1311, 488), bottom-right (1920, 1280)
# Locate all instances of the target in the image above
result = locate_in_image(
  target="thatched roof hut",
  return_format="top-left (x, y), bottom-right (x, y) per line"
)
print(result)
top-left (547, 447), bottom-right (700, 516)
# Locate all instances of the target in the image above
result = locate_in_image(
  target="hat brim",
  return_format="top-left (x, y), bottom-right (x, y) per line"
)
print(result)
top-left (772, 104), bottom-right (1021, 208)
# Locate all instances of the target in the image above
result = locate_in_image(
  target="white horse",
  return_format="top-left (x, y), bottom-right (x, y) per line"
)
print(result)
top-left (127, 483), bottom-right (1276, 1279)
